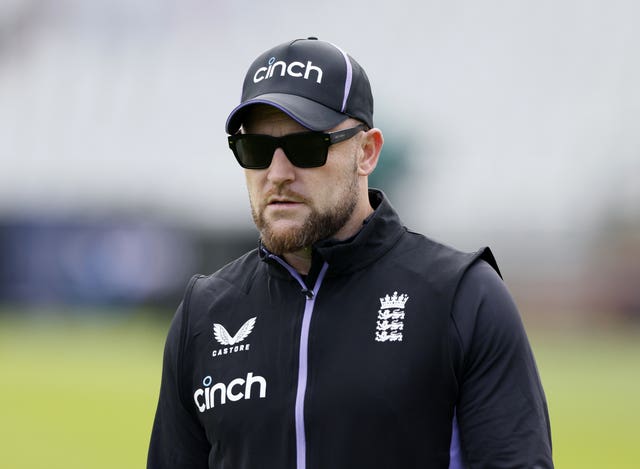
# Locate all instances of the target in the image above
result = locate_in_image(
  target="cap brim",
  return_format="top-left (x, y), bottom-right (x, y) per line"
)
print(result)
top-left (225, 93), bottom-right (347, 134)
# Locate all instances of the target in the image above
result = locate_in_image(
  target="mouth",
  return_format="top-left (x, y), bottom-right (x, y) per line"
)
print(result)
top-left (267, 195), bottom-right (304, 206)
top-left (264, 195), bottom-right (307, 215)
top-left (267, 201), bottom-right (302, 211)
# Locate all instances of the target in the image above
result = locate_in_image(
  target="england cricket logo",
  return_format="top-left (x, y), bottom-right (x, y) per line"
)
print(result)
top-left (375, 292), bottom-right (409, 342)
top-left (212, 317), bottom-right (256, 357)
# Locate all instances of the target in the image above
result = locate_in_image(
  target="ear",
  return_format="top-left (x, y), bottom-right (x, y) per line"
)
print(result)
top-left (357, 128), bottom-right (384, 176)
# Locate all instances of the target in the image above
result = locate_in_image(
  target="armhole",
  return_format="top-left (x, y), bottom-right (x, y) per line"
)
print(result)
top-left (176, 274), bottom-right (204, 408)
top-left (448, 255), bottom-right (498, 468)
top-left (449, 249), bottom-right (500, 398)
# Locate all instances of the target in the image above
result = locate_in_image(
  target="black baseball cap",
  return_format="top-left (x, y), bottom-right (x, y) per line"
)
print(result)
top-left (225, 37), bottom-right (374, 134)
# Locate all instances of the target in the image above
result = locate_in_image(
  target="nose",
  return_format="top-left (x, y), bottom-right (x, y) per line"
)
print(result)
top-left (266, 147), bottom-right (295, 185)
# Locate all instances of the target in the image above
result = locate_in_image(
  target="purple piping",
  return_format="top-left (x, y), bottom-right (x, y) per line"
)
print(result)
top-left (267, 255), bottom-right (329, 469)
top-left (294, 262), bottom-right (328, 469)
top-left (330, 43), bottom-right (353, 112)
top-left (449, 409), bottom-right (466, 469)
top-left (227, 99), bottom-right (311, 131)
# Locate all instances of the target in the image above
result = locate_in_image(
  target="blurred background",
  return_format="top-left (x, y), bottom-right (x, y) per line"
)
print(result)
top-left (1, 0), bottom-right (638, 467)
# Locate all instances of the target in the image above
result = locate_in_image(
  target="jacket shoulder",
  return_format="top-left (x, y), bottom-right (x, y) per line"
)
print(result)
top-left (399, 231), bottom-right (501, 281)
top-left (184, 248), bottom-right (262, 309)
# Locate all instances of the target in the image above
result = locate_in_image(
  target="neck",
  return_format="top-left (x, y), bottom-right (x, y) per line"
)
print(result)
top-left (283, 247), bottom-right (313, 275)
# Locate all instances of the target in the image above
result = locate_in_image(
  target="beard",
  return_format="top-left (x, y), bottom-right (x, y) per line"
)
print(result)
top-left (251, 161), bottom-right (360, 256)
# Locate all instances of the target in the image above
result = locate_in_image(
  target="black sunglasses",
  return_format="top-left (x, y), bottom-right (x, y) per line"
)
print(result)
top-left (228, 124), bottom-right (368, 169)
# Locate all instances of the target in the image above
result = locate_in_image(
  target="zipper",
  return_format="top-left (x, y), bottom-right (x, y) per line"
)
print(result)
top-left (267, 254), bottom-right (329, 469)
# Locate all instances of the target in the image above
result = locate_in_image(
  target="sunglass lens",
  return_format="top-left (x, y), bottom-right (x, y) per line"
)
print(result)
top-left (235, 136), bottom-right (274, 169)
top-left (285, 133), bottom-right (328, 168)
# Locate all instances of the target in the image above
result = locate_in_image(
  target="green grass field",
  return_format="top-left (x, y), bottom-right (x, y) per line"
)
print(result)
top-left (1, 311), bottom-right (639, 468)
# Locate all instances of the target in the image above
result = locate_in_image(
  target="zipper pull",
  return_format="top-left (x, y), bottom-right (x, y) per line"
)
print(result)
top-left (301, 288), bottom-right (314, 299)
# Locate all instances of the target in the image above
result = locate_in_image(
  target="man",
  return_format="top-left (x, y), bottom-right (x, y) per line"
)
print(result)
top-left (148, 37), bottom-right (553, 468)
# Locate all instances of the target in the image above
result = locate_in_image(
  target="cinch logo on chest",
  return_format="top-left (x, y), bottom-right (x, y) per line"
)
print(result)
top-left (193, 372), bottom-right (267, 413)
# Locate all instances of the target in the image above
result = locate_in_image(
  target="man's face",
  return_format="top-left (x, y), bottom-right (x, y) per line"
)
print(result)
top-left (242, 106), bottom-right (362, 255)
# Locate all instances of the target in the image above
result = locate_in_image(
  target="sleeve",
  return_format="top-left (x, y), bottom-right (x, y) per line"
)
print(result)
top-left (147, 291), bottom-right (211, 468)
top-left (450, 260), bottom-right (553, 468)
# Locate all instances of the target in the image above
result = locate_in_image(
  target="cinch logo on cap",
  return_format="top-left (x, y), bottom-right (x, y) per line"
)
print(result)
top-left (252, 56), bottom-right (324, 84)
